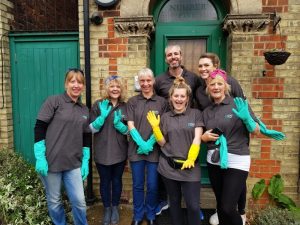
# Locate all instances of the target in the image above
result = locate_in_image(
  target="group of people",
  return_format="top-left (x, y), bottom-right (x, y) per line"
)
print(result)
top-left (33, 45), bottom-right (285, 225)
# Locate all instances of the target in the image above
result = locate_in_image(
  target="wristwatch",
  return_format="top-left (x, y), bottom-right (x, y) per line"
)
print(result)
top-left (95, 0), bottom-right (119, 7)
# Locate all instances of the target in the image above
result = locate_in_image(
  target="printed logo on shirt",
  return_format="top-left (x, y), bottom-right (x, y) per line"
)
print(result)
top-left (224, 114), bottom-right (233, 119)
top-left (82, 115), bottom-right (88, 120)
top-left (187, 122), bottom-right (195, 128)
top-left (153, 110), bottom-right (159, 115)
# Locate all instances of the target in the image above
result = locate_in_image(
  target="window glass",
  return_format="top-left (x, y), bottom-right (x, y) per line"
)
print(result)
top-left (158, 0), bottom-right (217, 22)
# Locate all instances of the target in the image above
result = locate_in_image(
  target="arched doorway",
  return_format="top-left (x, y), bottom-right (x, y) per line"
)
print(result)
top-left (151, 0), bottom-right (228, 185)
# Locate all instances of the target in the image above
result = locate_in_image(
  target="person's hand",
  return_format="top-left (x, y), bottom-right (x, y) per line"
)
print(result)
top-left (147, 111), bottom-right (164, 142)
top-left (113, 110), bottom-right (128, 134)
top-left (201, 129), bottom-right (219, 142)
top-left (81, 147), bottom-right (90, 181)
top-left (137, 134), bottom-right (156, 155)
top-left (181, 144), bottom-right (200, 170)
top-left (147, 111), bottom-right (160, 128)
top-left (99, 99), bottom-right (112, 119)
top-left (91, 100), bottom-right (112, 130)
top-left (232, 97), bottom-right (256, 132)
top-left (258, 119), bottom-right (285, 140)
top-left (34, 140), bottom-right (48, 176)
top-left (215, 135), bottom-right (228, 169)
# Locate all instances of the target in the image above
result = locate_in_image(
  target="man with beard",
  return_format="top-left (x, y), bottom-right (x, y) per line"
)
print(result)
top-left (154, 45), bottom-right (201, 107)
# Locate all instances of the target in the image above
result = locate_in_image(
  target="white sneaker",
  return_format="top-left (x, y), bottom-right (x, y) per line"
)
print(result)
top-left (209, 212), bottom-right (219, 225)
top-left (241, 214), bottom-right (246, 225)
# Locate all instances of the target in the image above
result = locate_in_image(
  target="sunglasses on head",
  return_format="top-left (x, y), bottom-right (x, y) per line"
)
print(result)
top-left (67, 68), bottom-right (84, 76)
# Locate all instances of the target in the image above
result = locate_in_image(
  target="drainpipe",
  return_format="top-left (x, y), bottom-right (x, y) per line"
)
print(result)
top-left (83, 0), bottom-right (95, 205)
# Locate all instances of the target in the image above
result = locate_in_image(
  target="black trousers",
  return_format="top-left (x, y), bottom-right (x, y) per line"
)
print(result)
top-left (207, 163), bottom-right (248, 225)
top-left (162, 176), bottom-right (201, 225)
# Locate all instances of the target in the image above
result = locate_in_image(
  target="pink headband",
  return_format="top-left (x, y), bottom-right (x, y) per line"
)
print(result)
top-left (210, 69), bottom-right (227, 81)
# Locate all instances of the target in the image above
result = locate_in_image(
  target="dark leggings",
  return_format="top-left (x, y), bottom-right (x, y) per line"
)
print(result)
top-left (162, 176), bottom-right (201, 225)
top-left (238, 184), bottom-right (246, 215)
top-left (208, 163), bottom-right (248, 225)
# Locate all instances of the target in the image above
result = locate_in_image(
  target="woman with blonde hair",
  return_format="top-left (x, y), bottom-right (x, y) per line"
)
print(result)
top-left (90, 75), bottom-right (128, 225)
top-left (147, 77), bottom-right (204, 225)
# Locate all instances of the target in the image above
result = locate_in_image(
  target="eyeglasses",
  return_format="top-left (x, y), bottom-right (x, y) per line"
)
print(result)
top-left (67, 68), bottom-right (84, 76)
top-left (105, 75), bottom-right (120, 85)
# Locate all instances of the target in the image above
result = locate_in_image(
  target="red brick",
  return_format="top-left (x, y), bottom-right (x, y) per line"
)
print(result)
top-left (99, 45), bottom-right (107, 51)
top-left (263, 105), bottom-right (273, 112)
top-left (266, 0), bottom-right (278, 5)
top-left (108, 44), bottom-right (117, 51)
top-left (108, 31), bottom-right (115, 38)
top-left (254, 43), bottom-right (265, 49)
top-left (261, 146), bottom-right (271, 152)
top-left (118, 44), bottom-right (127, 51)
top-left (261, 152), bottom-right (271, 159)
top-left (262, 112), bottom-right (273, 118)
top-left (109, 58), bottom-right (117, 64)
top-left (103, 10), bottom-right (120, 17)
top-left (252, 85), bottom-right (262, 91)
top-left (261, 140), bottom-right (271, 145)
top-left (109, 65), bottom-right (118, 71)
top-left (278, 0), bottom-right (288, 5)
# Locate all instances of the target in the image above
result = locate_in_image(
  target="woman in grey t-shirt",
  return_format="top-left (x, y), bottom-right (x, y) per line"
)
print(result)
top-left (147, 77), bottom-right (204, 225)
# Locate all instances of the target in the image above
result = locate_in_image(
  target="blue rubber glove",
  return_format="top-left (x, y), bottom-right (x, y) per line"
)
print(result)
top-left (81, 147), bottom-right (90, 181)
top-left (34, 140), bottom-right (48, 176)
top-left (137, 134), bottom-right (156, 155)
top-left (130, 128), bottom-right (153, 155)
top-left (113, 110), bottom-right (128, 134)
top-left (258, 119), bottom-right (285, 140)
top-left (232, 97), bottom-right (256, 133)
top-left (215, 134), bottom-right (228, 169)
top-left (91, 99), bottom-right (112, 130)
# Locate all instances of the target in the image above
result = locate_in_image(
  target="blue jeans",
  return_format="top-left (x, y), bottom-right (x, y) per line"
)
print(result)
top-left (96, 161), bottom-right (126, 207)
top-left (40, 168), bottom-right (87, 225)
top-left (130, 160), bottom-right (158, 221)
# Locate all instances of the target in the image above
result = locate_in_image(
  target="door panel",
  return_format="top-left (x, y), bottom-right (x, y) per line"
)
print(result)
top-left (10, 33), bottom-right (79, 163)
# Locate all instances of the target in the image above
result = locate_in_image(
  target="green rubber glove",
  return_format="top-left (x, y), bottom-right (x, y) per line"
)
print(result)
top-left (137, 134), bottom-right (156, 155)
top-left (113, 110), bottom-right (128, 134)
top-left (258, 119), bottom-right (285, 140)
top-left (130, 128), bottom-right (153, 155)
top-left (81, 147), bottom-right (90, 181)
top-left (91, 99), bottom-right (112, 130)
top-left (215, 134), bottom-right (228, 169)
top-left (34, 140), bottom-right (48, 176)
top-left (232, 97), bottom-right (256, 133)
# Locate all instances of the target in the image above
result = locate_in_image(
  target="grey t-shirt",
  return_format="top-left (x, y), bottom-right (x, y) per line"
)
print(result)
top-left (126, 93), bottom-right (168, 162)
top-left (202, 96), bottom-right (252, 155)
top-left (37, 92), bottom-right (89, 172)
top-left (158, 107), bottom-right (204, 182)
top-left (90, 99), bottom-right (128, 165)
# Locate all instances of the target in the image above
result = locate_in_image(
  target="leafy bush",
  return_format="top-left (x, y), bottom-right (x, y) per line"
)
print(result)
top-left (252, 206), bottom-right (297, 225)
top-left (0, 149), bottom-right (52, 224)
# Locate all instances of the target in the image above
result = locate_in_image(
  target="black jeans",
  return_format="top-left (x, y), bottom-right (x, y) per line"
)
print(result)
top-left (207, 163), bottom-right (248, 225)
top-left (162, 176), bottom-right (201, 225)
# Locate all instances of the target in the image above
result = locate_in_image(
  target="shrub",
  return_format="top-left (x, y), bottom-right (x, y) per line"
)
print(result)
top-left (252, 206), bottom-right (297, 225)
top-left (0, 149), bottom-right (52, 224)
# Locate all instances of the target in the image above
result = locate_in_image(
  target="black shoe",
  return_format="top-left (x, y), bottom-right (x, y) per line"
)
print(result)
top-left (147, 219), bottom-right (158, 225)
top-left (131, 220), bottom-right (142, 225)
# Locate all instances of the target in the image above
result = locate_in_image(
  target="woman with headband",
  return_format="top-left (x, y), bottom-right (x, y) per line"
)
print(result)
top-left (89, 75), bottom-right (128, 225)
top-left (201, 69), bottom-right (260, 225)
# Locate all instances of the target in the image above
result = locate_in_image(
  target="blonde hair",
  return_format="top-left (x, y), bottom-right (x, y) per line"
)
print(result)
top-left (65, 69), bottom-right (85, 86)
top-left (168, 77), bottom-right (192, 109)
top-left (205, 76), bottom-right (231, 100)
top-left (101, 75), bottom-right (126, 102)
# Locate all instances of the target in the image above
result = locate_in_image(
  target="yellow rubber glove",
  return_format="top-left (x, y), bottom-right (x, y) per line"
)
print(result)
top-left (181, 144), bottom-right (200, 170)
top-left (147, 111), bottom-right (164, 142)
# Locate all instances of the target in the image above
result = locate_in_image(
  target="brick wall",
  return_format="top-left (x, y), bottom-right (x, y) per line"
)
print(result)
top-left (10, 0), bottom-right (78, 31)
top-left (229, 0), bottom-right (300, 208)
top-left (0, 1), bottom-right (14, 150)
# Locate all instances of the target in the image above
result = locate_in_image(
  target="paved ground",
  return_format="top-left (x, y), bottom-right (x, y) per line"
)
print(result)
top-left (87, 202), bottom-right (214, 225)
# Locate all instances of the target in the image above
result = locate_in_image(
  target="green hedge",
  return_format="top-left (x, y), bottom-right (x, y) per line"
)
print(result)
top-left (0, 149), bottom-right (52, 224)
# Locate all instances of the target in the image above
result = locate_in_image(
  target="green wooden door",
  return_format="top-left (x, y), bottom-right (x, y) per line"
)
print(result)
top-left (151, 0), bottom-right (227, 185)
top-left (9, 32), bottom-right (79, 164)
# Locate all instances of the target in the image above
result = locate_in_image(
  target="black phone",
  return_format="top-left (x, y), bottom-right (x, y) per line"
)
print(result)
top-left (212, 127), bottom-right (223, 135)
